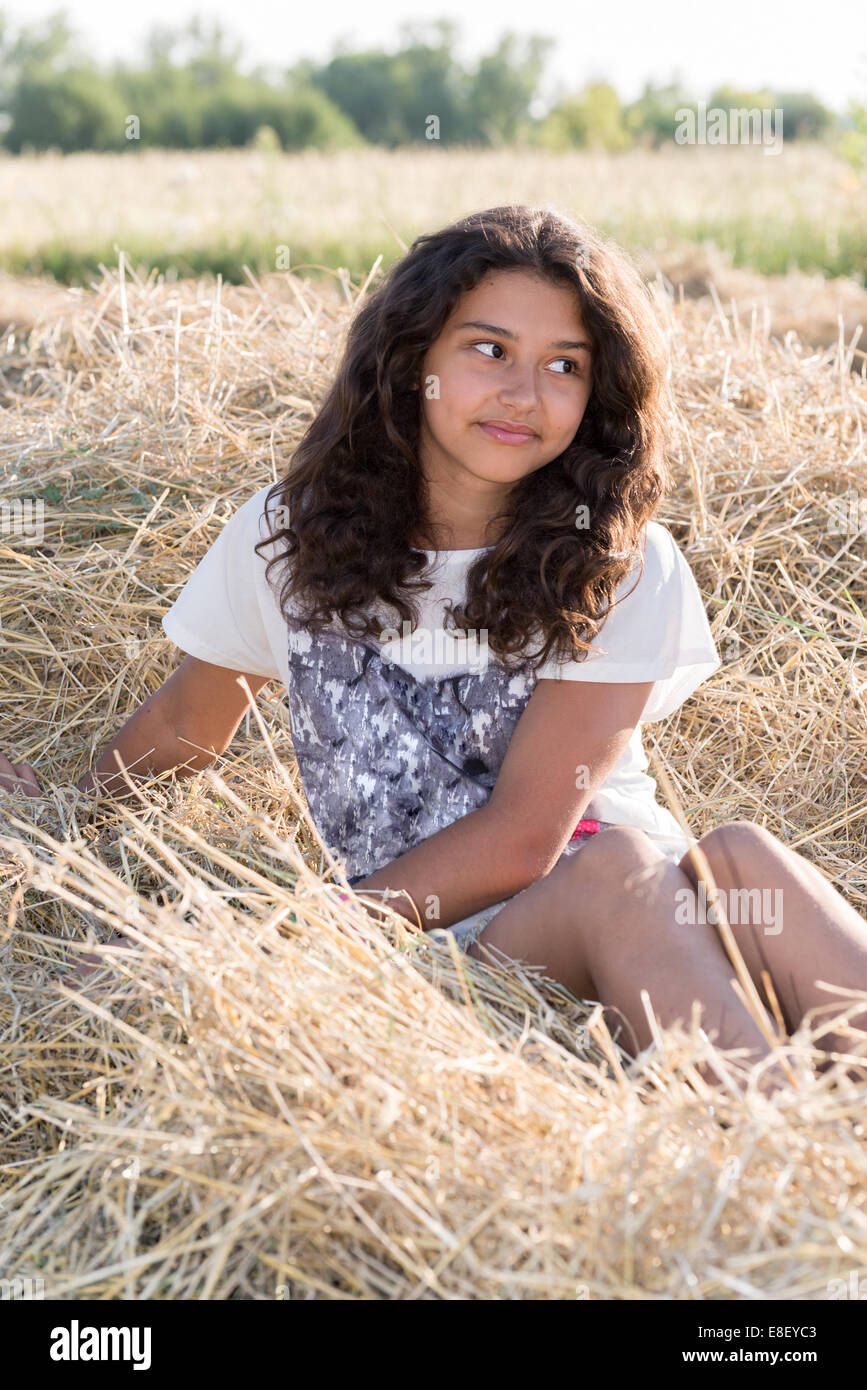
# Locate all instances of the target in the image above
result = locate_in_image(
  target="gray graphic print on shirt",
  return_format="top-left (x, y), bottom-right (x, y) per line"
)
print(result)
top-left (285, 619), bottom-right (538, 882)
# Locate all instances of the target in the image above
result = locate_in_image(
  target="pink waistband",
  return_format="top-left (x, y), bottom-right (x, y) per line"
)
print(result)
top-left (569, 818), bottom-right (601, 840)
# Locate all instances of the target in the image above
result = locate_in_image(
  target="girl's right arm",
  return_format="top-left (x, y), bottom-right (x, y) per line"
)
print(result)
top-left (75, 655), bottom-right (272, 800)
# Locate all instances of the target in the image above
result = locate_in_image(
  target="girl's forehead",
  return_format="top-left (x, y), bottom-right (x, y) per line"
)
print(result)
top-left (443, 272), bottom-right (588, 334)
top-left (457, 267), bottom-right (560, 299)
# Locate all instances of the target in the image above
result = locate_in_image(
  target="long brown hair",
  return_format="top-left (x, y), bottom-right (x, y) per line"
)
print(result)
top-left (254, 204), bottom-right (673, 670)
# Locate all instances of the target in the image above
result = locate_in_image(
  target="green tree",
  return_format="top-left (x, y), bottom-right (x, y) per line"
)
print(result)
top-left (389, 20), bottom-right (473, 144)
top-left (621, 80), bottom-right (693, 147)
top-left (6, 65), bottom-right (127, 151)
top-left (276, 86), bottom-right (362, 150)
top-left (311, 24), bottom-right (550, 146)
top-left (706, 83), bottom-right (777, 139)
top-left (113, 47), bottom-right (206, 148)
top-left (112, 19), bottom-right (361, 150)
top-left (536, 81), bottom-right (630, 151)
top-left (773, 89), bottom-right (834, 140)
top-left (311, 50), bottom-right (405, 145)
top-left (183, 16), bottom-right (244, 90)
top-left (1, 8), bottom-right (79, 72)
top-left (470, 32), bottom-right (552, 145)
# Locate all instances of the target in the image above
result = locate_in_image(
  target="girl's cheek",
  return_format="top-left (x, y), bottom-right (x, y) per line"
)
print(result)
top-left (430, 374), bottom-right (467, 411)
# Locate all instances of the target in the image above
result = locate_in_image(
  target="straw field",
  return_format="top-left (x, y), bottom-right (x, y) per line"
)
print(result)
top-left (1, 254), bottom-right (866, 1299)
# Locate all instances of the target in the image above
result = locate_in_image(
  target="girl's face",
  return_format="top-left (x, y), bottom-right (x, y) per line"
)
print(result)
top-left (417, 267), bottom-right (594, 502)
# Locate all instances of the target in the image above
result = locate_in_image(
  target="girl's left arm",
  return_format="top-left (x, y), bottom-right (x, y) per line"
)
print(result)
top-left (484, 675), bottom-right (655, 878)
top-left (351, 676), bottom-right (655, 931)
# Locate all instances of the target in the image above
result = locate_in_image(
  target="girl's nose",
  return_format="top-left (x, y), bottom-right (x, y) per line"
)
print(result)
top-left (496, 363), bottom-right (541, 407)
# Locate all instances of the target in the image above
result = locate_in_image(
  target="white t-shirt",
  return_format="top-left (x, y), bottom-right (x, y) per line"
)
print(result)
top-left (161, 483), bottom-right (720, 882)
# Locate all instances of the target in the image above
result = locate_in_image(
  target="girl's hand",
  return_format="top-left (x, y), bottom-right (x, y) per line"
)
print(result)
top-left (0, 752), bottom-right (48, 799)
top-left (72, 929), bottom-right (133, 985)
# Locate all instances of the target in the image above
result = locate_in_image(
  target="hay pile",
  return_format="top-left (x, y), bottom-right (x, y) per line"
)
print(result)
top-left (1, 256), bottom-right (866, 1299)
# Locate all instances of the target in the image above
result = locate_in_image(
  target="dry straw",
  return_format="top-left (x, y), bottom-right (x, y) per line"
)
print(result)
top-left (1, 254), bottom-right (866, 1300)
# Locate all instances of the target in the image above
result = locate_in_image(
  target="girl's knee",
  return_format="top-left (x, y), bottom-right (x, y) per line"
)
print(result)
top-left (697, 820), bottom-right (780, 876)
top-left (575, 824), bottom-right (661, 864)
top-left (557, 825), bottom-right (670, 921)
top-left (546, 825), bottom-right (649, 885)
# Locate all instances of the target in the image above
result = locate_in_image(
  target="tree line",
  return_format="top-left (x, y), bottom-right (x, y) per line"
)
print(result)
top-left (0, 12), bottom-right (852, 156)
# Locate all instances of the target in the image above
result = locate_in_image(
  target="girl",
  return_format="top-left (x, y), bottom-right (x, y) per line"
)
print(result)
top-left (4, 205), bottom-right (866, 1082)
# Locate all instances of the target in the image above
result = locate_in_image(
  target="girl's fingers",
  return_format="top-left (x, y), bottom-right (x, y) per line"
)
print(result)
top-left (0, 752), bottom-right (23, 791)
top-left (70, 931), bottom-right (133, 986)
top-left (0, 753), bottom-right (46, 798)
top-left (14, 761), bottom-right (39, 788)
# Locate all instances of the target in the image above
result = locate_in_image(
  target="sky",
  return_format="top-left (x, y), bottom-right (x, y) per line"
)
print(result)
top-left (4, 0), bottom-right (867, 114)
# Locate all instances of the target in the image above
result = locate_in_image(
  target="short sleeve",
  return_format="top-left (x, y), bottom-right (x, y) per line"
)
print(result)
top-left (161, 485), bottom-right (283, 679)
top-left (534, 521), bottom-right (721, 721)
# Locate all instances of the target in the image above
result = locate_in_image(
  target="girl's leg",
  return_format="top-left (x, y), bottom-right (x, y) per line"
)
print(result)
top-left (467, 827), bottom-right (779, 1078)
top-left (676, 821), bottom-right (867, 1065)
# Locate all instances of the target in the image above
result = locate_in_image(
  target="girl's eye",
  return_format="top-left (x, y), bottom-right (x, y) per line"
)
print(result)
top-left (474, 341), bottom-right (504, 360)
top-left (473, 342), bottom-right (582, 375)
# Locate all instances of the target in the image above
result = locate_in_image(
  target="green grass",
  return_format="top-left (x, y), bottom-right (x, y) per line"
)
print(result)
top-left (6, 218), bottom-right (864, 290)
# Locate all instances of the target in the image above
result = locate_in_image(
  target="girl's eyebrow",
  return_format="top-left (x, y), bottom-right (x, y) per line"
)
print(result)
top-left (454, 319), bottom-right (592, 354)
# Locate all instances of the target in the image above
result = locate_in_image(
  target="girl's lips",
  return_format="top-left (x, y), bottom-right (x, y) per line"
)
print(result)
top-left (478, 421), bottom-right (537, 444)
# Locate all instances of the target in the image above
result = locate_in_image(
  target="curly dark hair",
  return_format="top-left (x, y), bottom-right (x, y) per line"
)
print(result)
top-left (254, 203), bottom-right (673, 671)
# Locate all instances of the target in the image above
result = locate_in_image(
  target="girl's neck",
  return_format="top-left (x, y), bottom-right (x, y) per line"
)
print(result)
top-left (409, 521), bottom-right (506, 553)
